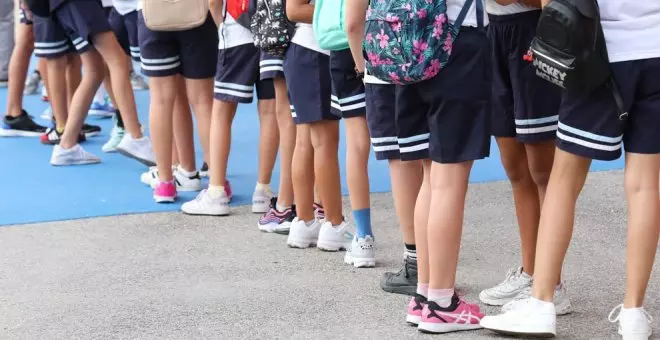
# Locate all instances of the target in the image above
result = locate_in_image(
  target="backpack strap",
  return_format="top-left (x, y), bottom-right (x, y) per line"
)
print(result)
top-left (475, 0), bottom-right (484, 29)
top-left (610, 78), bottom-right (627, 120)
top-left (454, 0), bottom-right (475, 29)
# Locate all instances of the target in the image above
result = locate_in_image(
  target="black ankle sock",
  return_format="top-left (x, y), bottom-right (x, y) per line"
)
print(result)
top-left (404, 243), bottom-right (416, 252)
top-left (115, 111), bottom-right (124, 128)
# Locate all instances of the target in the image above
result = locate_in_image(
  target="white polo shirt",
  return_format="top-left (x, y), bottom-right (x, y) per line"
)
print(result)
top-left (447, 0), bottom-right (490, 27)
top-left (599, 0), bottom-right (660, 63)
top-left (486, 0), bottom-right (537, 15)
top-left (112, 0), bottom-right (137, 15)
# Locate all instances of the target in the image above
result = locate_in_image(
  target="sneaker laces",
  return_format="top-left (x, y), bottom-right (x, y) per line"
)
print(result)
top-left (608, 304), bottom-right (653, 324)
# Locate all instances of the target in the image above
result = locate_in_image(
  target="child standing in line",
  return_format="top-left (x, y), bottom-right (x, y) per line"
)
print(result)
top-left (365, 0), bottom-right (492, 333)
top-left (316, 0), bottom-right (376, 267)
top-left (136, 0), bottom-right (217, 202)
top-left (478, 0), bottom-right (571, 314)
top-left (39, 0), bottom-right (154, 166)
top-left (0, 2), bottom-right (47, 137)
top-left (345, 0), bottom-right (424, 284)
top-left (181, 0), bottom-right (279, 215)
top-left (481, 0), bottom-right (660, 338)
top-left (285, 0), bottom-right (351, 252)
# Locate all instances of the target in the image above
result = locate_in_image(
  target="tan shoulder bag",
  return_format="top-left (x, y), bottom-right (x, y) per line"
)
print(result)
top-left (142, 0), bottom-right (209, 31)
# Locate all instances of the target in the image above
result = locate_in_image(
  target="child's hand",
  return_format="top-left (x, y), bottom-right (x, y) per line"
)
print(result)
top-left (20, 0), bottom-right (33, 20)
top-left (519, 0), bottom-right (543, 8)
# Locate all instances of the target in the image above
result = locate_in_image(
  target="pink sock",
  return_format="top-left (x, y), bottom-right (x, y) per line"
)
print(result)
top-left (417, 283), bottom-right (429, 297)
top-left (428, 288), bottom-right (454, 308)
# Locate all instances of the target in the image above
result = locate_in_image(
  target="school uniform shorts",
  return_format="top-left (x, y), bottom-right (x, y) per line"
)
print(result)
top-left (366, 82), bottom-right (429, 161)
top-left (395, 28), bottom-right (492, 164)
top-left (284, 43), bottom-right (335, 124)
top-left (108, 8), bottom-right (140, 61)
top-left (556, 58), bottom-right (660, 161)
top-left (260, 53), bottom-right (285, 80)
top-left (138, 11), bottom-right (218, 79)
top-left (489, 11), bottom-right (561, 142)
top-left (330, 49), bottom-right (366, 119)
top-left (34, 0), bottom-right (111, 59)
top-left (214, 43), bottom-right (275, 103)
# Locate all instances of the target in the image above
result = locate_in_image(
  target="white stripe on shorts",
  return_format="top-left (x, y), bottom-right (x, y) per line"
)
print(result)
top-left (141, 62), bottom-right (181, 71)
top-left (260, 66), bottom-right (284, 73)
top-left (557, 121), bottom-right (622, 152)
top-left (34, 40), bottom-right (68, 48)
top-left (260, 59), bottom-right (283, 66)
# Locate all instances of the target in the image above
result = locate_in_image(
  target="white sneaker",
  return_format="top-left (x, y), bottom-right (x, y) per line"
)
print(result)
top-left (609, 305), bottom-right (653, 340)
top-left (479, 267), bottom-right (532, 306)
top-left (344, 235), bottom-right (376, 268)
top-left (480, 298), bottom-right (557, 337)
top-left (141, 166), bottom-right (202, 192)
top-left (502, 283), bottom-right (572, 315)
top-left (287, 217), bottom-right (322, 249)
top-left (252, 187), bottom-right (274, 214)
top-left (317, 221), bottom-right (352, 251)
top-left (181, 189), bottom-right (230, 216)
top-left (102, 116), bottom-right (125, 153)
top-left (116, 134), bottom-right (156, 167)
top-left (40, 107), bottom-right (53, 120)
top-left (50, 144), bottom-right (101, 166)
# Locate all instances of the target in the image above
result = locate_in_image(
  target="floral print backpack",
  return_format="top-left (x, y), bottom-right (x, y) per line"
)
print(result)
top-left (363, 0), bottom-right (484, 85)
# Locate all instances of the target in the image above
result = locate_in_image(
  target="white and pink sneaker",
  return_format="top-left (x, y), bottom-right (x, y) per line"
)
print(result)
top-left (407, 294), bottom-right (427, 325)
top-left (418, 295), bottom-right (484, 334)
top-left (153, 181), bottom-right (176, 203)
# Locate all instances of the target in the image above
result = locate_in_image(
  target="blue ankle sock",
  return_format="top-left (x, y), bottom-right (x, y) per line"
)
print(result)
top-left (352, 208), bottom-right (373, 239)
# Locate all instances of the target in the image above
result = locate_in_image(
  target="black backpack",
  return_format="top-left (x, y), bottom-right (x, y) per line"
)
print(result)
top-left (530, 0), bottom-right (626, 119)
top-left (251, 0), bottom-right (296, 57)
top-left (25, 0), bottom-right (51, 17)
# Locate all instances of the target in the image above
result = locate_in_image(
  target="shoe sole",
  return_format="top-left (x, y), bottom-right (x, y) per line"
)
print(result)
top-left (181, 207), bottom-right (230, 216)
top-left (418, 322), bottom-right (482, 334)
top-left (0, 129), bottom-right (43, 137)
top-left (405, 314), bottom-right (421, 326)
top-left (287, 237), bottom-right (316, 249)
top-left (117, 147), bottom-right (157, 167)
top-left (258, 222), bottom-right (278, 233)
top-left (85, 132), bottom-right (101, 138)
top-left (51, 160), bottom-right (101, 166)
top-left (154, 196), bottom-right (176, 203)
top-left (317, 240), bottom-right (347, 252)
top-left (252, 203), bottom-right (269, 214)
top-left (380, 283), bottom-right (416, 296)
top-left (484, 328), bottom-right (555, 338)
top-left (88, 110), bottom-right (114, 118)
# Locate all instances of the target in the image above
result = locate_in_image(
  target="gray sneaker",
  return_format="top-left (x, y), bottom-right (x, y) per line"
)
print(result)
top-left (24, 71), bottom-right (41, 95)
top-left (380, 256), bottom-right (417, 296)
top-left (130, 72), bottom-right (149, 90)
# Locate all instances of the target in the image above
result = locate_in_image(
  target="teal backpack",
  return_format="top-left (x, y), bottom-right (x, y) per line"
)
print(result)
top-left (313, 0), bottom-right (350, 51)
top-left (363, 0), bottom-right (484, 85)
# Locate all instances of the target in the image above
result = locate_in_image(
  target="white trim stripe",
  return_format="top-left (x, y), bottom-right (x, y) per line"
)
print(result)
top-left (34, 40), bottom-right (68, 48)
top-left (141, 62), bottom-right (181, 71)
top-left (260, 66), bottom-right (284, 73)
top-left (342, 102), bottom-right (366, 111)
top-left (74, 40), bottom-right (89, 51)
top-left (35, 45), bottom-right (71, 55)
top-left (260, 60), bottom-right (283, 66)
top-left (515, 115), bottom-right (559, 126)
top-left (558, 121), bottom-right (622, 144)
top-left (214, 88), bottom-right (254, 98)
top-left (371, 136), bottom-right (398, 143)
top-left (373, 144), bottom-right (399, 152)
top-left (400, 143), bottom-right (429, 153)
top-left (140, 56), bottom-right (180, 64)
top-left (516, 125), bottom-right (558, 135)
top-left (214, 81), bottom-right (252, 91)
top-left (557, 131), bottom-right (622, 152)
top-left (398, 133), bottom-right (430, 144)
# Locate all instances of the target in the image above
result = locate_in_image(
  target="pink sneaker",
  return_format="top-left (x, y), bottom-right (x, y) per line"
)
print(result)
top-left (406, 294), bottom-right (427, 325)
top-left (153, 181), bottom-right (176, 203)
top-left (418, 295), bottom-right (484, 334)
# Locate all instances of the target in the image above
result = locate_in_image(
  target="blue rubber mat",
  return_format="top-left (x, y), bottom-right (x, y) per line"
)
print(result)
top-left (0, 85), bottom-right (624, 226)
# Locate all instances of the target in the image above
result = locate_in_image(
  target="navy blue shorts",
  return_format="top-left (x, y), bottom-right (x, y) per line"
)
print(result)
top-left (367, 83), bottom-right (430, 161)
top-left (396, 28), bottom-right (492, 164)
top-left (489, 11), bottom-right (561, 142)
top-left (214, 44), bottom-right (275, 103)
top-left (557, 58), bottom-right (660, 161)
top-left (330, 49), bottom-right (366, 119)
top-left (138, 11), bottom-right (218, 79)
top-left (32, 15), bottom-right (75, 59)
top-left (260, 53), bottom-right (285, 80)
top-left (19, 8), bottom-right (33, 25)
top-left (108, 9), bottom-right (140, 61)
top-left (284, 43), bottom-right (334, 124)
top-left (51, 0), bottom-right (112, 54)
